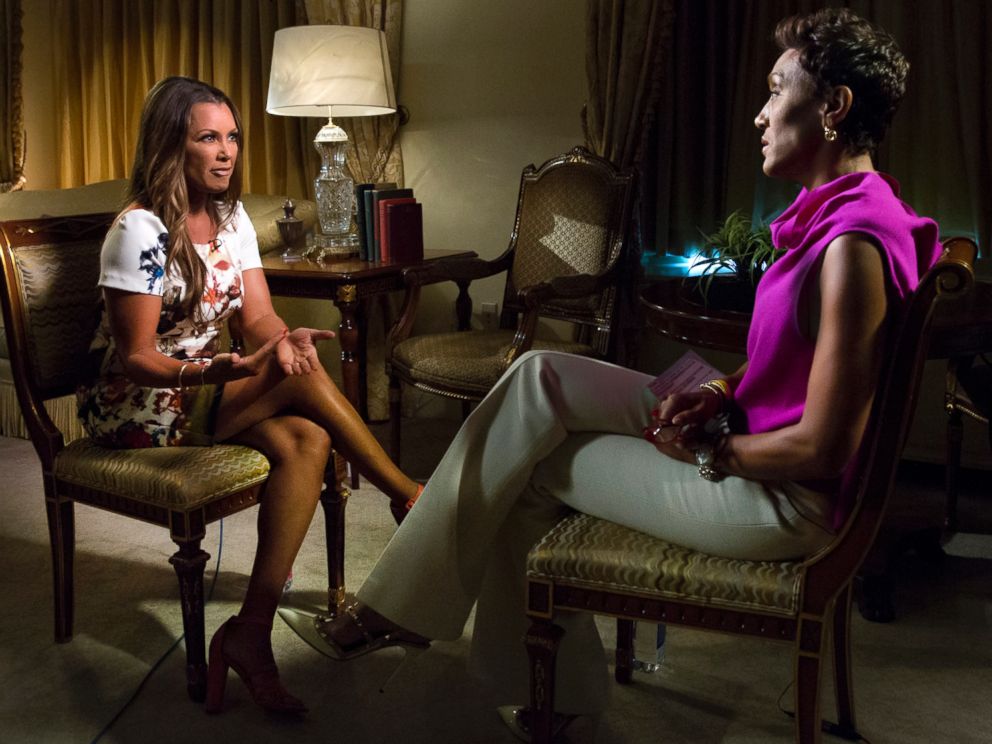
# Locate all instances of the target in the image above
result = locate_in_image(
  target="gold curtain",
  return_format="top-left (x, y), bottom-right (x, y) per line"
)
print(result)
top-left (303, 0), bottom-right (405, 188)
top-left (0, 0), bottom-right (24, 192)
top-left (53, 0), bottom-right (311, 197)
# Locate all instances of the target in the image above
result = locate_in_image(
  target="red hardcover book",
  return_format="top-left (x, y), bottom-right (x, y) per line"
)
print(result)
top-left (377, 197), bottom-right (416, 262)
top-left (385, 201), bottom-right (424, 263)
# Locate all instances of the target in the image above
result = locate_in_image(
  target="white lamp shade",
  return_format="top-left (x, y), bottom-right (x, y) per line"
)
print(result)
top-left (266, 25), bottom-right (397, 118)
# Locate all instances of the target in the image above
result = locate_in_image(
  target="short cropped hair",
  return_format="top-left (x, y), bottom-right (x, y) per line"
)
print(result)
top-left (775, 8), bottom-right (908, 154)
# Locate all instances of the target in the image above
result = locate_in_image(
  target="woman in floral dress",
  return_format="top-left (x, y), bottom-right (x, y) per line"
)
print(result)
top-left (76, 76), bottom-right (422, 715)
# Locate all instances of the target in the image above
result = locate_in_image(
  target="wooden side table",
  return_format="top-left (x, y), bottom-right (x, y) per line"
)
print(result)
top-left (262, 249), bottom-right (476, 487)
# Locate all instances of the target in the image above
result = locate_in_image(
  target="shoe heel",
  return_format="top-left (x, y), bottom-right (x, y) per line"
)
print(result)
top-left (204, 628), bottom-right (229, 714)
top-left (378, 644), bottom-right (428, 694)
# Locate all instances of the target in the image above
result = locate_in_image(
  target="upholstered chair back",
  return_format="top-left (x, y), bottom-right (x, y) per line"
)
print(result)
top-left (0, 214), bottom-right (111, 403)
top-left (503, 150), bottom-right (631, 335)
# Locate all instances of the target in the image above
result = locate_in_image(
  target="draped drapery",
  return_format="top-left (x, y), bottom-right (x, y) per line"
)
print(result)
top-left (0, 0), bottom-right (24, 192)
top-left (303, 0), bottom-right (405, 188)
top-left (647, 0), bottom-right (992, 258)
top-left (582, 0), bottom-right (675, 365)
top-left (52, 0), bottom-right (311, 197)
top-left (582, 0), bottom-right (674, 172)
top-left (868, 0), bottom-right (992, 254)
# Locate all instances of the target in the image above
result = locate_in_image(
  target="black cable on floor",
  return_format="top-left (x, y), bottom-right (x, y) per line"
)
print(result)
top-left (776, 680), bottom-right (873, 743)
top-left (88, 519), bottom-right (225, 744)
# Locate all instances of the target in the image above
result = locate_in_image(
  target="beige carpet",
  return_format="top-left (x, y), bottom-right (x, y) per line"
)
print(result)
top-left (1, 423), bottom-right (990, 744)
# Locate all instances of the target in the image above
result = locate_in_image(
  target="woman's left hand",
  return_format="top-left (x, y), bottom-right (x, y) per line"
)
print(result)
top-left (649, 435), bottom-right (697, 464)
top-left (276, 327), bottom-right (336, 376)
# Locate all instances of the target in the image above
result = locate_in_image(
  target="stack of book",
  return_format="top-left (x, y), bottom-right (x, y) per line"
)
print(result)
top-left (354, 182), bottom-right (425, 263)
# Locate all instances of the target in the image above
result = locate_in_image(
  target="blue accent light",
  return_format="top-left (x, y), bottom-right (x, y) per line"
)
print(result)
top-left (643, 244), bottom-right (736, 278)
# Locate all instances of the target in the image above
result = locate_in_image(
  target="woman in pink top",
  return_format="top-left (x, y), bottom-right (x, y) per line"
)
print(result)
top-left (284, 8), bottom-right (941, 732)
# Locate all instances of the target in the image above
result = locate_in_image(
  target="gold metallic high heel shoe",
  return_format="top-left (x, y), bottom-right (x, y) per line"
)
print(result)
top-left (279, 604), bottom-right (430, 661)
top-left (205, 615), bottom-right (307, 715)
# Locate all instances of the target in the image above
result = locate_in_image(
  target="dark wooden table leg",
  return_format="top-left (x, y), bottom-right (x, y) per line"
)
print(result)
top-left (335, 283), bottom-right (362, 489)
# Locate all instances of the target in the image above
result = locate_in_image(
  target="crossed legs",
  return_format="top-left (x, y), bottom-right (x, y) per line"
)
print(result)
top-left (205, 357), bottom-right (419, 712)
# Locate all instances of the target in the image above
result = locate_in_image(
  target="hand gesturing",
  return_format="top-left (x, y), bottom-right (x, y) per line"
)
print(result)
top-left (276, 327), bottom-right (336, 376)
top-left (209, 329), bottom-right (287, 381)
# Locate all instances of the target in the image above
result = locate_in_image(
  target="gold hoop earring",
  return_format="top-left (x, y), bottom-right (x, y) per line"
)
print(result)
top-left (823, 126), bottom-right (838, 142)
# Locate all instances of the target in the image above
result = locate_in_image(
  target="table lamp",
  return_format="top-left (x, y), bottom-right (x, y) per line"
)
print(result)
top-left (267, 25), bottom-right (397, 258)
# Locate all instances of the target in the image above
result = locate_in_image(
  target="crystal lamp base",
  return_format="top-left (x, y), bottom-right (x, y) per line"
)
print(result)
top-left (311, 230), bottom-right (359, 259)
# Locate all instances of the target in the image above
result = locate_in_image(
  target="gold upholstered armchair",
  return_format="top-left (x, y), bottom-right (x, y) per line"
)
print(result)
top-left (386, 146), bottom-right (636, 461)
top-left (0, 213), bottom-right (348, 703)
top-left (522, 238), bottom-right (978, 744)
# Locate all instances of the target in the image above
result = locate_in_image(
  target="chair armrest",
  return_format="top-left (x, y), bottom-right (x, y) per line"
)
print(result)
top-left (518, 267), bottom-right (618, 309)
top-left (500, 266), bottom-right (620, 369)
top-left (401, 253), bottom-right (513, 287)
top-left (389, 253), bottom-right (515, 350)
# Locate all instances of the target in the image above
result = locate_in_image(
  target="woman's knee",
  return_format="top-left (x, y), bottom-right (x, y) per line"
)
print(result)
top-left (263, 416), bottom-right (332, 466)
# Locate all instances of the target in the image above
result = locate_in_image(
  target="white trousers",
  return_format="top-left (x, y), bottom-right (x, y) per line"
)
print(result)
top-left (358, 351), bottom-right (834, 713)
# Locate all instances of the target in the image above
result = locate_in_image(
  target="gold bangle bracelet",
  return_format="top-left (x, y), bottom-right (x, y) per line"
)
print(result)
top-left (199, 364), bottom-right (207, 387)
top-left (703, 378), bottom-right (731, 398)
top-left (699, 379), bottom-right (731, 412)
top-left (178, 363), bottom-right (189, 389)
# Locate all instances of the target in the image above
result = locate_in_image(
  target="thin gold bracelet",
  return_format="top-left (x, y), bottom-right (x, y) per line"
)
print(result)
top-left (699, 377), bottom-right (734, 400)
top-left (199, 364), bottom-right (207, 387)
top-left (178, 363), bottom-right (189, 389)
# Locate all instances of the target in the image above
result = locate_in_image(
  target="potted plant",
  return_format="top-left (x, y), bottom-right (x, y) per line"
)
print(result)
top-left (683, 210), bottom-right (782, 313)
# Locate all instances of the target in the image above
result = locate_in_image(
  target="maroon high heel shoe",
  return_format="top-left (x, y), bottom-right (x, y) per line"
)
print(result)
top-left (390, 483), bottom-right (425, 526)
top-left (205, 615), bottom-right (307, 715)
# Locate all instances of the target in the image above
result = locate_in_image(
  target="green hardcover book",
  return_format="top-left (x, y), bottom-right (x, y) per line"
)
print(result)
top-left (354, 183), bottom-right (375, 260)
top-left (363, 183), bottom-right (397, 262)
top-left (357, 182), bottom-right (394, 261)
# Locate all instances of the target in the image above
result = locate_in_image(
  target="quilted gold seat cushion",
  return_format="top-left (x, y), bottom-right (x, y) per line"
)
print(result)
top-left (391, 330), bottom-right (594, 395)
top-left (54, 438), bottom-right (270, 508)
top-left (527, 513), bottom-right (803, 617)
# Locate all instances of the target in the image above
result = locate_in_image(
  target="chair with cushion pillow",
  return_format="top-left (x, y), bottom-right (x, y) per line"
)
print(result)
top-left (386, 145), bottom-right (636, 463)
top-left (0, 212), bottom-right (349, 702)
top-left (522, 238), bottom-right (978, 744)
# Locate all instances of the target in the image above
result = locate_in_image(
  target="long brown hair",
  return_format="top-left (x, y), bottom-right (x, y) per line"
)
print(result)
top-left (126, 76), bottom-right (244, 326)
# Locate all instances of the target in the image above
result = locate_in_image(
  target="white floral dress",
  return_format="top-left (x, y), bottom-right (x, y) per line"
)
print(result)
top-left (77, 204), bottom-right (262, 447)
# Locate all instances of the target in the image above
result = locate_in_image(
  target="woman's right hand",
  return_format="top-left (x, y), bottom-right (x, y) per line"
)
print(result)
top-left (645, 389), bottom-right (723, 452)
top-left (207, 330), bottom-right (286, 382)
top-left (652, 389), bottom-right (722, 428)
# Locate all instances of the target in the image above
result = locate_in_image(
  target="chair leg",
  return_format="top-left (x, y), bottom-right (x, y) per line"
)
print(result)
top-left (794, 616), bottom-right (825, 744)
top-left (832, 585), bottom-right (859, 738)
top-left (615, 618), bottom-right (634, 684)
top-left (945, 406), bottom-right (964, 533)
top-left (169, 540), bottom-right (210, 703)
top-left (525, 620), bottom-right (566, 744)
top-left (45, 497), bottom-right (75, 642)
top-left (389, 374), bottom-right (402, 465)
top-left (320, 465), bottom-right (349, 618)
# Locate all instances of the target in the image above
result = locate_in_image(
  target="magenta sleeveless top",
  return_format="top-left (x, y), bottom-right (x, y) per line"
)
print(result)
top-left (732, 172), bottom-right (941, 526)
